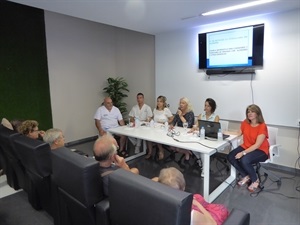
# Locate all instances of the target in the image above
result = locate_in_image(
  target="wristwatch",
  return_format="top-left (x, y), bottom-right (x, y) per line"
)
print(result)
top-left (243, 151), bottom-right (247, 156)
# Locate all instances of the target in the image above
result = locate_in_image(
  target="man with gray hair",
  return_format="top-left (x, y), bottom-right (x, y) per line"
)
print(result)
top-left (43, 128), bottom-right (65, 150)
top-left (93, 134), bottom-right (139, 196)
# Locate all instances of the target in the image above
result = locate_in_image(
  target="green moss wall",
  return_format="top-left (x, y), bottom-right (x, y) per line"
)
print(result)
top-left (0, 1), bottom-right (52, 130)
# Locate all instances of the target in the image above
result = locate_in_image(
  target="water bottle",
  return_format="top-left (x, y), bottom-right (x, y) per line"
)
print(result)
top-left (164, 121), bottom-right (169, 132)
top-left (150, 119), bottom-right (154, 127)
top-left (217, 128), bottom-right (223, 141)
top-left (200, 126), bottom-right (205, 140)
top-left (135, 118), bottom-right (140, 127)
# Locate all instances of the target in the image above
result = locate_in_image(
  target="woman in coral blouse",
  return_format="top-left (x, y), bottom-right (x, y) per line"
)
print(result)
top-left (227, 104), bottom-right (269, 192)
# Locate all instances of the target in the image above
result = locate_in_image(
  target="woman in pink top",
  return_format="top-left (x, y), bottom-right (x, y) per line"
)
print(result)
top-left (157, 167), bottom-right (229, 225)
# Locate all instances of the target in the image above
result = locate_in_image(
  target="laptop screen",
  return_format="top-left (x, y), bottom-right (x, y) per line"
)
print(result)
top-left (198, 120), bottom-right (221, 137)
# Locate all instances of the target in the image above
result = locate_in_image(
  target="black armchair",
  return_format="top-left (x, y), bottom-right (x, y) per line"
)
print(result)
top-left (109, 169), bottom-right (193, 225)
top-left (109, 169), bottom-right (250, 225)
top-left (51, 147), bottom-right (109, 225)
top-left (12, 135), bottom-right (52, 214)
top-left (0, 125), bottom-right (27, 191)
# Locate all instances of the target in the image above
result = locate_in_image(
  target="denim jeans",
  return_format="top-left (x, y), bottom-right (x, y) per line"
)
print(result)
top-left (227, 146), bottom-right (268, 182)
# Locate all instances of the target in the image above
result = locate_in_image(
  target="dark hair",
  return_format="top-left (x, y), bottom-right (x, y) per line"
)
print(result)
top-left (206, 98), bottom-right (217, 113)
top-left (10, 119), bottom-right (24, 132)
top-left (137, 93), bottom-right (144, 97)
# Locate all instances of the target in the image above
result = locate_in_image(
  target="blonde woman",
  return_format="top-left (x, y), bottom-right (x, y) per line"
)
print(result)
top-left (170, 97), bottom-right (195, 161)
top-left (146, 96), bottom-right (173, 160)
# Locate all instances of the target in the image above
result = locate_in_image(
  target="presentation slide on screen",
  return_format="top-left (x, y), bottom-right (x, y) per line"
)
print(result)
top-left (207, 27), bottom-right (253, 67)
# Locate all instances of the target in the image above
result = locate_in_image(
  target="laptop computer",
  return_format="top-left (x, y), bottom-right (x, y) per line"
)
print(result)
top-left (198, 120), bottom-right (230, 140)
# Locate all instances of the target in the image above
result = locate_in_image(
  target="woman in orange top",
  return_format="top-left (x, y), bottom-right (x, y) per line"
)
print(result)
top-left (227, 104), bottom-right (269, 192)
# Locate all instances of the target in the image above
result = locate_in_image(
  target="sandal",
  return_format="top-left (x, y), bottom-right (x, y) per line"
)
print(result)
top-left (248, 179), bottom-right (260, 192)
top-left (237, 176), bottom-right (250, 187)
top-left (119, 150), bottom-right (129, 157)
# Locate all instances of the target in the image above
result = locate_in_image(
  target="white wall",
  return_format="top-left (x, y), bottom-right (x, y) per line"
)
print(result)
top-left (44, 11), bottom-right (155, 142)
top-left (156, 9), bottom-right (300, 169)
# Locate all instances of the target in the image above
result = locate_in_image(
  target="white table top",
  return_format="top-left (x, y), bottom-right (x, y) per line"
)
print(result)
top-left (108, 125), bottom-right (237, 155)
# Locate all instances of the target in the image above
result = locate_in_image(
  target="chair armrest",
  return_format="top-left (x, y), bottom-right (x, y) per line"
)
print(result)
top-left (269, 144), bottom-right (281, 161)
top-left (223, 208), bottom-right (250, 225)
top-left (95, 199), bottom-right (110, 225)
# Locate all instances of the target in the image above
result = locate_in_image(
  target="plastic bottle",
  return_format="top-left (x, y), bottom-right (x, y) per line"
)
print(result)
top-left (164, 121), bottom-right (169, 132)
top-left (150, 119), bottom-right (154, 127)
top-left (217, 128), bottom-right (223, 141)
top-left (200, 126), bottom-right (205, 140)
top-left (135, 118), bottom-right (140, 128)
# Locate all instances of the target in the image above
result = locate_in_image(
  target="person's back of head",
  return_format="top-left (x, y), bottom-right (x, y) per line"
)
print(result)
top-left (93, 134), bottom-right (118, 163)
top-left (18, 120), bottom-right (39, 139)
top-left (43, 128), bottom-right (64, 150)
top-left (10, 119), bottom-right (24, 132)
top-left (158, 167), bottom-right (186, 191)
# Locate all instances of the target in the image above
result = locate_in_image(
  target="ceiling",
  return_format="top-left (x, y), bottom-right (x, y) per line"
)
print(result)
top-left (9, 0), bottom-right (300, 35)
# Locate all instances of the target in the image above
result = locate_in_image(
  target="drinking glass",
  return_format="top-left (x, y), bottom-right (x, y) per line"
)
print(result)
top-left (183, 122), bottom-right (188, 134)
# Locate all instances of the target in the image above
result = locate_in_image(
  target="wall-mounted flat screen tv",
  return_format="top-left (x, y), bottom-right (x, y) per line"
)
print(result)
top-left (198, 24), bottom-right (264, 74)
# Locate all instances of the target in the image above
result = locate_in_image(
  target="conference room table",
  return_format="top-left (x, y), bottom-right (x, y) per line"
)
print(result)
top-left (108, 124), bottom-right (239, 203)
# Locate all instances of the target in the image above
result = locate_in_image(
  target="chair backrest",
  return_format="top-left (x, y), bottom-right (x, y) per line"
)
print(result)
top-left (267, 126), bottom-right (278, 146)
top-left (12, 134), bottom-right (52, 177)
top-left (12, 134), bottom-right (53, 212)
top-left (51, 147), bottom-right (103, 225)
top-left (219, 120), bottom-right (229, 131)
top-left (0, 125), bottom-right (24, 189)
top-left (109, 169), bottom-right (193, 225)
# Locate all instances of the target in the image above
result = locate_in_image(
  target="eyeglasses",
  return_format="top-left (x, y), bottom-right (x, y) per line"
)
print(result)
top-left (167, 129), bottom-right (180, 137)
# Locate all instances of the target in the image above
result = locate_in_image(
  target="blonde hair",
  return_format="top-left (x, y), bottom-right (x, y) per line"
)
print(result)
top-left (180, 97), bottom-right (193, 112)
top-left (158, 167), bottom-right (186, 191)
top-left (156, 95), bottom-right (168, 109)
top-left (245, 104), bottom-right (265, 123)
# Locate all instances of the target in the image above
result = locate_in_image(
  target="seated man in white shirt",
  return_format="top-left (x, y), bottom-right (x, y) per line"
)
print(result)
top-left (94, 97), bottom-right (127, 156)
top-left (128, 93), bottom-right (153, 154)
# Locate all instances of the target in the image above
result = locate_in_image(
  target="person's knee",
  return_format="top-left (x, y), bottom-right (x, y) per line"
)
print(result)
top-left (130, 167), bottom-right (139, 175)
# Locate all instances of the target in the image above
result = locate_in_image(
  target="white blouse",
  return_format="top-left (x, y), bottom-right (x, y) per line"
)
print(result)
top-left (153, 108), bottom-right (173, 123)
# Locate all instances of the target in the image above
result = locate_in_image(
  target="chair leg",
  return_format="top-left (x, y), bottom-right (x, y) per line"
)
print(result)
top-left (255, 163), bottom-right (282, 189)
top-left (260, 166), bottom-right (281, 185)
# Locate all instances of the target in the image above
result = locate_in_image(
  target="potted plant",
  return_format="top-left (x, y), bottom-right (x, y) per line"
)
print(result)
top-left (103, 77), bottom-right (129, 116)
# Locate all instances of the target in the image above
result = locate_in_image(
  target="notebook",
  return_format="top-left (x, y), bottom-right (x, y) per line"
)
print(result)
top-left (198, 120), bottom-right (230, 140)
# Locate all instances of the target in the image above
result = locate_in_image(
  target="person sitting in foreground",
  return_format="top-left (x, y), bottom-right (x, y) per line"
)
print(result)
top-left (93, 134), bottom-right (139, 196)
top-left (18, 120), bottom-right (45, 140)
top-left (227, 104), bottom-right (269, 192)
top-left (43, 128), bottom-right (65, 150)
top-left (156, 167), bottom-right (229, 225)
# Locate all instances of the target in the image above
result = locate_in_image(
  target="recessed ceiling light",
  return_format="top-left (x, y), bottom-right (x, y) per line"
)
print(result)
top-left (202, 0), bottom-right (276, 16)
